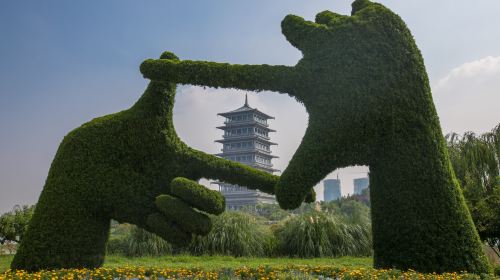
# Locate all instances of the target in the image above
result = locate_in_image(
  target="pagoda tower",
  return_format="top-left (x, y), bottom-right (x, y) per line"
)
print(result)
top-left (214, 95), bottom-right (278, 210)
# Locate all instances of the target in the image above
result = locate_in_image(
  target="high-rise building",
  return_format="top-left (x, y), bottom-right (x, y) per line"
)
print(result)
top-left (214, 95), bottom-right (277, 210)
top-left (353, 177), bottom-right (369, 195)
top-left (323, 178), bottom-right (341, 202)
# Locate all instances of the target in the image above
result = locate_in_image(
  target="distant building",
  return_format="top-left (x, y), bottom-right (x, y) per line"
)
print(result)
top-left (213, 95), bottom-right (278, 210)
top-left (323, 179), bottom-right (341, 202)
top-left (353, 177), bottom-right (369, 195)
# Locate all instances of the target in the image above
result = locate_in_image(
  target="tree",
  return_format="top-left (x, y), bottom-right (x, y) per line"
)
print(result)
top-left (0, 205), bottom-right (35, 245)
top-left (446, 123), bottom-right (500, 258)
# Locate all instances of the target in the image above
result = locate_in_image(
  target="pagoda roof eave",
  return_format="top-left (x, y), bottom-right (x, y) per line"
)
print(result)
top-left (215, 139), bottom-right (278, 145)
top-left (216, 126), bottom-right (276, 132)
top-left (215, 151), bottom-right (279, 158)
top-left (218, 106), bottom-right (275, 119)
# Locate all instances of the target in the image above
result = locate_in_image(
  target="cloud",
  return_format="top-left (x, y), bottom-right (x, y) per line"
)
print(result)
top-left (433, 56), bottom-right (500, 135)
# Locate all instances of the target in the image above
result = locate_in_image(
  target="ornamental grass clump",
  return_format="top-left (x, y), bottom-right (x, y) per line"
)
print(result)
top-left (189, 212), bottom-right (273, 257)
top-left (275, 212), bottom-right (372, 258)
top-left (125, 227), bottom-right (173, 257)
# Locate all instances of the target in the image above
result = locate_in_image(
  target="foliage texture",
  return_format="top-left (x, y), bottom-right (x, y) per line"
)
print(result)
top-left (140, 0), bottom-right (491, 273)
top-left (11, 52), bottom-right (279, 271)
top-left (0, 205), bottom-right (34, 245)
top-left (446, 123), bottom-right (500, 259)
top-left (189, 212), bottom-right (272, 257)
top-left (274, 211), bottom-right (371, 258)
top-left (123, 227), bottom-right (173, 257)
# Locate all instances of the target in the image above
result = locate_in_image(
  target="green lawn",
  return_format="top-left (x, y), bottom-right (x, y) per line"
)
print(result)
top-left (0, 254), bottom-right (372, 273)
top-left (0, 255), bottom-right (12, 273)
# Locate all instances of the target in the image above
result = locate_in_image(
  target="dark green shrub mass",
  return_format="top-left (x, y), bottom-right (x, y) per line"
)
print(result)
top-left (11, 52), bottom-right (279, 271)
top-left (140, 0), bottom-right (491, 274)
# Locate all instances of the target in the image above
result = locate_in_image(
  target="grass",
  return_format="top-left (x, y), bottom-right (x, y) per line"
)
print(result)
top-left (0, 254), bottom-right (371, 273)
top-left (0, 255), bottom-right (12, 273)
top-left (105, 255), bottom-right (372, 269)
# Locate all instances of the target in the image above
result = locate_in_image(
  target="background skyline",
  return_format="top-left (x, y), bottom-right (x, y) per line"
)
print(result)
top-left (1, 0), bottom-right (499, 213)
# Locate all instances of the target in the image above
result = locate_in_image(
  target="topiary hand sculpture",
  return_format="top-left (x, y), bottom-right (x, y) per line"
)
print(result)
top-left (11, 52), bottom-right (283, 271)
top-left (140, 0), bottom-right (491, 274)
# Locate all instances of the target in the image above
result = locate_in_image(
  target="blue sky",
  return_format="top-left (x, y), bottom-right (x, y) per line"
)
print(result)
top-left (1, 0), bottom-right (500, 212)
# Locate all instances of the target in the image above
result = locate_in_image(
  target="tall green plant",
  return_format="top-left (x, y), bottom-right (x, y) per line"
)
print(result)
top-left (275, 211), bottom-right (371, 258)
top-left (189, 212), bottom-right (272, 257)
top-left (125, 226), bottom-right (172, 257)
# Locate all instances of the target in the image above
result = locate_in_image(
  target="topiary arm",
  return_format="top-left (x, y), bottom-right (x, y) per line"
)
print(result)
top-left (275, 123), bottom-right (336, 209)
top-left (187, 149), bottom-right (278, 194)
top-left (140, 58), bottom-right (297, 94)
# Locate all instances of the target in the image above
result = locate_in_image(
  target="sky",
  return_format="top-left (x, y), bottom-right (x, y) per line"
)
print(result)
top-left (1, 0), bottom-right (499, 213)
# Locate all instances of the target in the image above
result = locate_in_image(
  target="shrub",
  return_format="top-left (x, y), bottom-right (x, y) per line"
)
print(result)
top-left (106, 237), bottom-right (128, 255)
top-left (189, 212), bottom-right (273, 257)
top-left (0, 205), bottom-right (34, 245)
top-left (337, 200), bottom-right (371, 226)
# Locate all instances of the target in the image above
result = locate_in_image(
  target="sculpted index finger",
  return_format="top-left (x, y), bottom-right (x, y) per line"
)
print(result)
top-left (170, 177), bottom-right (225, 215)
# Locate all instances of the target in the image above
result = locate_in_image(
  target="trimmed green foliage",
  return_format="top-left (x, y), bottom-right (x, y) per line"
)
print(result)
top-left (11, 52), bottom-right (279, 271)
top-left (140, 0), bottom-right (491, 273)
top-left (189, 212), bottom-right (272, 257)
top-left (170, 177), bottom-right (225, 215)
top-left (155, 195), bottom-right (211, 235)
top-left (274, 212), bottom-right (371, 258)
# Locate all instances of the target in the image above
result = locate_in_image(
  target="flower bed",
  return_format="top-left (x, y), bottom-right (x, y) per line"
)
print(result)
top-left (0, 265), bottom-right (487, 280)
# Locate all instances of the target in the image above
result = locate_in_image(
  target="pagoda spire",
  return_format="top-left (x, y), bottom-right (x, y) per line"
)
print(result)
top-left (244, 94), bottom-right (249, 107)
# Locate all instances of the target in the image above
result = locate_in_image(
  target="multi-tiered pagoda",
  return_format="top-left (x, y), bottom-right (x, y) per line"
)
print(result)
top-left (214, 95), bottom-right (278, 210)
